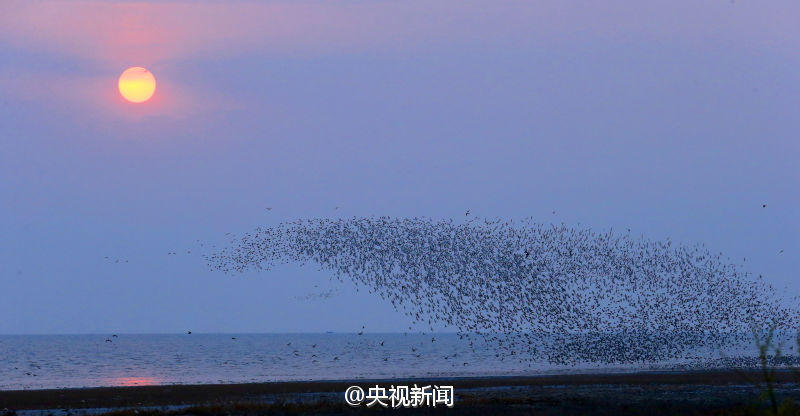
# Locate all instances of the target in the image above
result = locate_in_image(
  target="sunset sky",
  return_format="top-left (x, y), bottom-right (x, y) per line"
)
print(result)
top-left (1, 0), bottom-right (798, 334)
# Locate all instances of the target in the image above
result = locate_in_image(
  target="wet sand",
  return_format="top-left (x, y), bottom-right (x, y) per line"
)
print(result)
top-left (2, 370), bottom-right (800, 415)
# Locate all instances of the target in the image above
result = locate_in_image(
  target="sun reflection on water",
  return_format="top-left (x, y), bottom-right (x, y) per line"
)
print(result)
top-left (112, 376), bottom-right (160, 386)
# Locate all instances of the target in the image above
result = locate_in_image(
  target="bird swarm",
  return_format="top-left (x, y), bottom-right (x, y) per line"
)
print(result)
top-left (206, 217), bottom-right (798, 365)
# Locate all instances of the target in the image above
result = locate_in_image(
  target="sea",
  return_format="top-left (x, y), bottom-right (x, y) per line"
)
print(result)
top-left (0, 333), bottom-right (763, 390)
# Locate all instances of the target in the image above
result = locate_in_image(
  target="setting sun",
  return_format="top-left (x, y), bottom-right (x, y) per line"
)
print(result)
top-left (118, 67), bottom-right (156, 103)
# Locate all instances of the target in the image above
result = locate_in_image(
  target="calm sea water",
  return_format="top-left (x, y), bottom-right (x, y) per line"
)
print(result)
top-left (0, 333), bottom-right (757, 390)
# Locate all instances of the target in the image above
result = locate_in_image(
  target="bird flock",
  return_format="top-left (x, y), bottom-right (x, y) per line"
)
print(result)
top-left (205, 217), bottom-right (798, 365)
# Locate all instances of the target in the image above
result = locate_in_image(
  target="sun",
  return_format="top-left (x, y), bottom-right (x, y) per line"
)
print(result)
top-left (118, 67), bottom-right (156, 103)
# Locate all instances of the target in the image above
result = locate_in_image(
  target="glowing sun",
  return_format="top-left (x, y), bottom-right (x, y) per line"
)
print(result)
top-left (118, 67), bottom-right (156, 103)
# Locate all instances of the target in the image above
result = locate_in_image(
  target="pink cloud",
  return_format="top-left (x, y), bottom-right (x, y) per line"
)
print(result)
top-left (1, 0), bottom-right (796, 66)
top-left (1, 0), bottom-right (797, 119)
top-left (0, 65), bottom-right (240, 122)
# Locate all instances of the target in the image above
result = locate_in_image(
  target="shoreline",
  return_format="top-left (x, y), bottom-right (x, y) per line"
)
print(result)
top-left (1, 369), bottom-right (796, 410)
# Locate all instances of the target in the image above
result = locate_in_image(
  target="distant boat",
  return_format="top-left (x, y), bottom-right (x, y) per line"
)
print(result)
top-left (325, 331), bottom-right (334, 334)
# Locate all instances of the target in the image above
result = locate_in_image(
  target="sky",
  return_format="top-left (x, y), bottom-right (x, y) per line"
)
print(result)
top-left (0, 0), bottom-right (797, 334)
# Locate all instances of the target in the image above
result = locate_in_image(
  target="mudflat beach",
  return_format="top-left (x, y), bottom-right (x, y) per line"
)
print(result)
top-left (3, 370), bottom-right (800, 415)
